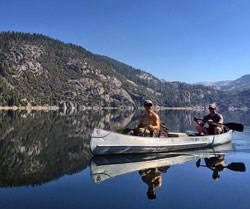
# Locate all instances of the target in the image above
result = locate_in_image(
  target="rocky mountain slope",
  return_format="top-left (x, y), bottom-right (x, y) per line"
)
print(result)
top-left (0, 32), bottom-right (249, 110)
top-left (197, 74), bottom-right (250, 91)
top-left (220, 75), bottom-right (250, 91)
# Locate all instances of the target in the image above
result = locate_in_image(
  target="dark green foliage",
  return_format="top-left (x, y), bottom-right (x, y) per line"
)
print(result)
top-left (0, 31), bottom-right (249, 109)
top-left (0, 111), bottom-right (92, 187)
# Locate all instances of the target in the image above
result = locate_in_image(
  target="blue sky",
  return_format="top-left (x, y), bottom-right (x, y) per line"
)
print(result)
top-left (1, 0), bottom-right (249, 83)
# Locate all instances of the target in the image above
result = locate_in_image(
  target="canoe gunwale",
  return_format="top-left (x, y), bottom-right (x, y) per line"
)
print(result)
top-left (90, 128), bottom-right (233, 155)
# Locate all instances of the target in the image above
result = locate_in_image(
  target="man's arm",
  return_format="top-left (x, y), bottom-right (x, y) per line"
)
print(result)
top-left (148, 114), bottom-right (160, 131)
top-left (215, 115), bottom-right (224, 127)
top-left (194, 117), bottom-right (206, 126)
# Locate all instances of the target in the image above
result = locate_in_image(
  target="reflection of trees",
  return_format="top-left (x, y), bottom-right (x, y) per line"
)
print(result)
top-left (159, 110), bottom-right (250, 132)
top-left (159, 110), bottom-right (197, 132)
top-left (0, 111), bottom-right (91, 187)
top-left (221, 110), bottom-right (250, 126)
top-left (90, 109), bottom-right (136, 131)
top-left (0, 109), bottom-right (136, 187)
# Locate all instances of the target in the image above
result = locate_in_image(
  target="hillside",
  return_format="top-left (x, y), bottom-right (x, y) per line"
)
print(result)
top-left (196, 80), bottom-right (232, 88)
top-left (221, 75), bottom-right (250, 91)
top-left (0, 32), bottom-right (249, 110)
top-left (197, 74), bottom-right (250, 91)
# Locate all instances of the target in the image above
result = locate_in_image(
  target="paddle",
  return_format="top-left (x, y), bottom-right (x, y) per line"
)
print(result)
top-left (196, 159), bottom-right (246, 172)
top-left (223, 123), bottom-right (244, 132)
top-left (226, 162), bottom-right (246, 172)
top-left (117, 127), bottom-right (132, 134)
top-left (193, 117), bottom-right (244, 132)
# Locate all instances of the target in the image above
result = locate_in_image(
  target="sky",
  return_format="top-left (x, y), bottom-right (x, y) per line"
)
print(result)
top-left (0, 0), bottom-right (250, 83)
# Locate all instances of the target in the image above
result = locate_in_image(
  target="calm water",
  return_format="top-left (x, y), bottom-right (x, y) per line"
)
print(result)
top-left (0, 109), bottom-right (250, 209)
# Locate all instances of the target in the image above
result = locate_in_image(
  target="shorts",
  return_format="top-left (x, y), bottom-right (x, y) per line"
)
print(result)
top-left (134, 128), bottom-right (159, 137)
top-left (206, 126), bottom-right (224, 135)
top-left (206, 127), bottom-right (214, 135)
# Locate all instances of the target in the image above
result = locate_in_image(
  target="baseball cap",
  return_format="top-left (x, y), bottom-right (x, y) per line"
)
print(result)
top-left (144, 100), bottom-right (153, 106)
top-left (209, 103), bottom-right (216, 109)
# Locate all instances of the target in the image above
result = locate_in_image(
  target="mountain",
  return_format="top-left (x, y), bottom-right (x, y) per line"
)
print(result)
top-left (197, 75), bottom-right (250, 91)
top-left (222, 75), bottom-right (250, 91)
top-left (196, 80), bottom-right (232, 88)
top-left (0, 31), bottom-right (249, 110)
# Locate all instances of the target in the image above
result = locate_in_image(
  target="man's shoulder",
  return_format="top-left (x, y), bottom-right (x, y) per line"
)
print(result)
top-left (139, 113), bottom-right (147, 119)
top-left (204, 114), bottom-right (210, 119)
top-left (206, 113), bottom-right (222, 117)
top-left (151, 111), bottom-right (160, 118)
top-left (216, 113), bottom-right (223, 118)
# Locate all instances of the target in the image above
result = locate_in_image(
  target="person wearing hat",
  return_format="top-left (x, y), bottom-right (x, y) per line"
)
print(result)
top-left (194, 103), bottom-right (224, 135)
top-left (205, 154), bottom-right (226, 180)
top-left (136, 100), bottom-right (161, 137)
top-left (197, 154), bottom-right (226, 180)
top-left (139, 167), bottom-right (163, 200)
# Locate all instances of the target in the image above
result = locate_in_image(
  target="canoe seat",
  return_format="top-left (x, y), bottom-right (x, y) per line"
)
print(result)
top-left (168, 132), bottom-right (188, 137)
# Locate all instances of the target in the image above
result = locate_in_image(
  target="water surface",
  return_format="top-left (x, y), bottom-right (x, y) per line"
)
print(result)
top-left (0, 110), bottom-right (249, 209)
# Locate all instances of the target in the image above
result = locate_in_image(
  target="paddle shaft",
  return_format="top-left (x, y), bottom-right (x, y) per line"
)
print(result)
top-left (194, 118), bottom-right (222, 126)
top-left (197, 162), bottom-right (246, 172)
top-left (194, 118), bottom-right (244, 132)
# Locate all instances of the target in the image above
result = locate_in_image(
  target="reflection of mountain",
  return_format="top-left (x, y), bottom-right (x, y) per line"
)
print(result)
top-left (0, 113), bottom-right (88, 187)
top-left (0, 109), bottom-right (136, 187)
top-left (0, 109), bottom-right (249, 187)
top-left (158, 109), bottom-right (250, 132)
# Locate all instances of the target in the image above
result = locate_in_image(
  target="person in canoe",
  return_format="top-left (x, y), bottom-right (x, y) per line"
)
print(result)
top-left (139, 166), bottom-right (169, 199)
top-left (194, 103), bottom-right (224, 135)
top-left (135, 100), bottom-right (161, 137)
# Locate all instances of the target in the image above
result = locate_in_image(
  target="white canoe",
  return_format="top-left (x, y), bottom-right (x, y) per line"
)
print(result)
top-left (90, 143), bottom-right (233, 183)
top-left (90, 128), bottom-right (233, 155)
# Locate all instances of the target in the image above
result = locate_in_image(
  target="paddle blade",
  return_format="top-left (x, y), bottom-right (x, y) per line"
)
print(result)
top-left (196, 159), bottom-right (201, 168)
top-left (227, 162), bottom-right (246, 172)
top-left (224, 123), bottom-right (244, 132)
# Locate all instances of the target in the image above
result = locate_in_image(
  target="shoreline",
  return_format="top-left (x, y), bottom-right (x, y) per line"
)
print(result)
top-left (0, 106), bottom-right (59, 111)
top-left (0, 105), bottom-right (248, 112)
top-left (0, 105), bottom-right (194, 111)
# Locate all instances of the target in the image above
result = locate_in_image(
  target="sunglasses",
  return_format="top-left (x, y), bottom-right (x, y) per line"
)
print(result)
top-left (145, 104), bottom-right (152, 107)
top-left (209, 108), bottom-right (215, 110)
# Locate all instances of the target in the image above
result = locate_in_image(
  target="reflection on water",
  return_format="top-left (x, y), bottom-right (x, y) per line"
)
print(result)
top-left (139, 166), bottom-right (168, 200)
top-left (0, 109), bottom-right (249, 188)
top-left (90, 143), bottom-right (246, 200)
top-left (196, 154), bottom-right (246, 180)
top-left (158, 109), bottom-right (250, 132)
top-left (0, 109), bottom-right (138, 187)
top-left (0, 111), bottom-right (91, 187)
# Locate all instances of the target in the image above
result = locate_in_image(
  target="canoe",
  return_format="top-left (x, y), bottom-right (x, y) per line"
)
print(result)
top-left (90, 143), bottom-right (234, 183)
top-left (90, 128), bottom-right (233, 155)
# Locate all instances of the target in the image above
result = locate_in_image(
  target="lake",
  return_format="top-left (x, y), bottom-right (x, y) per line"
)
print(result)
top-left (0, 109), bottom-right (250, 209)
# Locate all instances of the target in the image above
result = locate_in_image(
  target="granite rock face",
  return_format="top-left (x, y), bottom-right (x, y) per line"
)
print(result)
top-left (0, 32), bottom-right (249, 110)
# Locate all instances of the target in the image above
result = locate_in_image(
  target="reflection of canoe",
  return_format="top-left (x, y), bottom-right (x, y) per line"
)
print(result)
top-left (90, 143), bottom-right (233, 183)
top-left (90, 128), bottom-right (233, 155)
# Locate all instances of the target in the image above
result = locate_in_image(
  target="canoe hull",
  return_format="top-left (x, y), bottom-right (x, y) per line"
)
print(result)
top-left (90, 128), bottom-right (233, 155)
top-left (91, 142), bottom-right (234, 183)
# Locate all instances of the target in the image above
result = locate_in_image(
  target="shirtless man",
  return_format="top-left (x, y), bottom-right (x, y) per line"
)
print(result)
top-left (136, 100), bottom-right (160, 137)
